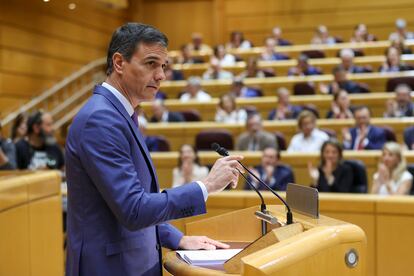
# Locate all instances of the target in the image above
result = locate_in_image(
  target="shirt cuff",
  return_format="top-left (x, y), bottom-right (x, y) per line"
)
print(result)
top-left (196, 181), bottom-right (208, 202)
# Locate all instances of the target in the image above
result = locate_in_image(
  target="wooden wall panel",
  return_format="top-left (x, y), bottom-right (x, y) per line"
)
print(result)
top-left (132, 0), bottom-right (414, 49)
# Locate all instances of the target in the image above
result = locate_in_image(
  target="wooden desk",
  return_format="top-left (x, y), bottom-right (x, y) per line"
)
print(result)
top-left (172, 55), bottom-right (414, 78)
top-left (146, 117), bottom-right (414, 151)
top-left (141, 92), bottom-right (398, 120)
top-left (169, 40), bottom-right (414, 61)
top-left (151, 150), bottom-right (414, 192)
top-left (160, 71), bottom-right (414, 97)
top-left (0, 171), bottom-right (64, 276)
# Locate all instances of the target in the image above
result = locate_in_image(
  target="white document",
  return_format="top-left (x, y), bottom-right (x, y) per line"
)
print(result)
top-left (176, 249), bottom-right (242, 265)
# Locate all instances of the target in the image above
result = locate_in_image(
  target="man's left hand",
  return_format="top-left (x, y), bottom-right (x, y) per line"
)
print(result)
top-left (178, 236), bottom-right (230, 250)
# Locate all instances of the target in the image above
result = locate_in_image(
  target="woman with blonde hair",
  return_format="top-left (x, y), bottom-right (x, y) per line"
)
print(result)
top-left (371, 142), bottom-right (412, 195)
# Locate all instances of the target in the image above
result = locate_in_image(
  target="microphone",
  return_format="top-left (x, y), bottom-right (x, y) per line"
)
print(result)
top-left (212, 143), bottom-right (293, 225)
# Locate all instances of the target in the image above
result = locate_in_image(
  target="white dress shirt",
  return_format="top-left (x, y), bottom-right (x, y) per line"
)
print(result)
top-left (287, 128), bottom-right (329, 152)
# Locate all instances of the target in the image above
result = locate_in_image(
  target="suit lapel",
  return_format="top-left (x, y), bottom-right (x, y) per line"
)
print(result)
top-left (93, 85), bottom-right (160, 191)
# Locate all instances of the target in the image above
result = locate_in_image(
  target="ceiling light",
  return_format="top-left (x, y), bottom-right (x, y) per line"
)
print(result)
top-left (68, 3), bottom-right (76, 10)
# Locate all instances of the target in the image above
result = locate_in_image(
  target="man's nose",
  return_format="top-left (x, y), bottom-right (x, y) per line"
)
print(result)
top-left (154, 67), bottom-right (166, 82)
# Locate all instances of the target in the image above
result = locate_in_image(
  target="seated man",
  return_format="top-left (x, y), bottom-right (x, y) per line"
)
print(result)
top-left (0, 120), bottom-right (16, 170)
top-left (187, 32), bottom-right (212, 52)
top-left (384, 84), bottom-right (414, 117)
top-left (15, 111), bottom-right (64, 170)
top-left (260, 37), bottom-right (290, 61)
top-left (236, 114), bottom-right (277, 151)
top-left (150, 100), bottom-right (185, 123)
top-left (176, 44), bottom-right (204, 64)
top-left (287, 54), bottom-right (322, 76)
top-left (287, 110), bottom-right (330, 152)
top-left (229, 77), bottom-right (262, 98)
top-left (342, 106), bottom-right (387, 150)
top-left (338, 48), bottom-right (371, 74)
top-left (322, 66), bottom-right (369, 95)
top-left (268, 87), bottom-right (302, 120)
top-left (271, 26), bottom-right (292, 46)
top-left (202, 59), bottom-right (234, 80)
top-left (180, 76), bottom-right (212, 102)
top-left (245, 147), bottom-right (294, 191)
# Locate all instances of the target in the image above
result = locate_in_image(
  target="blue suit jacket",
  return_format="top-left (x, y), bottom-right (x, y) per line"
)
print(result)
top-left (65, 85), bottom-right (206, 276)
top-left (245, 164), bottom-right (295, 191)
top-left (348, 126), bottom-right (387, 150)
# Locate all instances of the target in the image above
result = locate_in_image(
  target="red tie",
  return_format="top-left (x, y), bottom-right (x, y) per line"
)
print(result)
top-left (357, 138), bottom-right (364, 150)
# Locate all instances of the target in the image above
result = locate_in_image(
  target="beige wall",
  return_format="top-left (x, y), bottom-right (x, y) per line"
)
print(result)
top-left (132, 0), bottom-right (414, 49)
top-left (0, 0), bottom-right (128, 116)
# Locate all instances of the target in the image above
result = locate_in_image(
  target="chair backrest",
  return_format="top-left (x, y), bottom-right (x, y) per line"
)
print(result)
top-left (404, 126), bottom-right (414, 149)
top-left (195, 129), bottom-right (234, 151)
top-left (274, 131), bottom-right (287, 151)
top-left (293, 82), bottom-right (316, 95)
top-left (381, 126), bottom-right (397, 142)
top-left (386, 76), bottom-right (414, 92)
top-left (343, 159), bottom-right (368, 193)
top-left (180, 109), bottom-right (201, 122)
top-left (301, 50), bottom-right (326, 59)
top-left (155, 136), bottom-right (171, 152)
top-left (407, 164), bottom-right (414, 195)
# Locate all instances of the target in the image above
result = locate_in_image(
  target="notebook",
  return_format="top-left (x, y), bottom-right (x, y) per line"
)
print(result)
top-left (176, 249), bottom-right (242, 265)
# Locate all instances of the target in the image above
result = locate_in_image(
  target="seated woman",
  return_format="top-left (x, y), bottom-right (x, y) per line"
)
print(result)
top-left (238, 57), bottom-right (269, 78)
top-left (379, 46), bottom-right (413, 73)
top-left (215, 94), bottom-right (247, 124)
top-left (212, 44), bottom-right (236, 67)
top-left (172, 144), bottom-right (209, 188)
top-left (226, 31), bottom-right (252, 50)
top-left (371, 142), bottom-right (413, 195)
top-left (308, 139), bottom-right (354, 193)
top-left (326, 90), bottom-right (354, 119)
top-left (350, 23), bottom-right (376, 42)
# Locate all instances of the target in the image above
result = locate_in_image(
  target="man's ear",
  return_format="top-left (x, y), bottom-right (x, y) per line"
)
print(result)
top-left (112, 52), bottom-right (124, 75)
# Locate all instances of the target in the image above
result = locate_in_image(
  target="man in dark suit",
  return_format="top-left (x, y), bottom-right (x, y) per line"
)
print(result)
top-left (245, 147), bottom-right (294, 191)
top-left (343, 106), bottom-right (387, 150)
top-left (150, 100), bottom-right (185, 122)
top-left (236, 114), bottom-right (278, 151)
top-left (65, 23), bottom-right (243, 276)
top-left (404, 126), bottom-right (414, 150)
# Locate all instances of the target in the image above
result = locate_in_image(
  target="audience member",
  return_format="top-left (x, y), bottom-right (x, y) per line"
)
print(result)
top-left (212, 44), bottom-right (236, 67)
top-left (287, 110), bottom-right (329, 152)
top-left (245, 147), bottom-right (294, 191)
top-left (379, 46), bottom-right (413, 73)
top-left (287, 54), bottom-right (322, 76)
top-left (260, 37), bottom-right (290, 61)
top-left (15, 111), bottom-right (64, 170)
top-left (271, 26), bottom-right (292, 46)
top-left (326, 90), bottom-right (354, 119)
top-left (311, 25), bottom-right (336, 45)
top-left (226, 31), bottom-right (252, 50)
top-left (308, 139), bottom-right (354, 192)
top-left (371, 142), bottom-right (412, 195)
top-left (350, 23), bottom-right (376, 42)
top-left (229, 77), bottom-right (262, 98)
top-left (150, 100), bottom-right (185, 123)
top-left (187, 32), bottom-right (211, 52)
top-left (180, 76), bottom-right (212, 102)
top-left (322, 66), bottom-right (368, 95)
top-left (0, 120), bottom-right (16, 170)
top-left (215, 94), bottom-right (247, 123)
top-left (390, 36), bottom-right (413, 55)
top-left (172, 144), bottom-right (209, 188)
top-left (164, 57), bottom-right (184, 81)
top-left (403, 126), bottom-right (414, 150)
top-left (384, 84), bottom-right (414, 118)
top-left (236, 113), bottom-right (278, 151)
top-left (268, 87), bottom-right (302, 120)
top-left (339, 48), bottom-right (371, 73)
top-left (238, 57), bottom-right (269, 78)
top-left (389, 18), bottom-right (414, 41)
top-left (202, 59), bottom-right (234, 80)
top-left (177, 44), bottom-right (203, 64)
top-left (342, 106), bottom-right (387, 150)
top-left (10, 112), bottom-right (28, 143)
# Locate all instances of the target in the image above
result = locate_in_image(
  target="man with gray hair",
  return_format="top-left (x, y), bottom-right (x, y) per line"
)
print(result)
top-left (179, 76), bottom-right (212, 102)
top-left (384, 84), bottom-right (414, 117)
top-left (389, 18), bottom-right (414, 41)
top-left (339, 48), bottom-right (371, 73)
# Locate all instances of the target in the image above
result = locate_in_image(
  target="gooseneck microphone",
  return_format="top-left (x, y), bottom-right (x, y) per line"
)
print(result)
top-left (212, 143), bottom-right (293, 225)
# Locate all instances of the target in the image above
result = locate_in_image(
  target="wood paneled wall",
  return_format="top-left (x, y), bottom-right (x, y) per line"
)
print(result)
top-left (0, 0), bottom-right (128, 116)
top-left (133, 0), bottom-right (414, 49)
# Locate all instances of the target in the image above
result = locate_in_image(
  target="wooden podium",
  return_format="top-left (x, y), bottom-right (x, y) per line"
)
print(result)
top-left (163, 205), bottom-right (367, 275)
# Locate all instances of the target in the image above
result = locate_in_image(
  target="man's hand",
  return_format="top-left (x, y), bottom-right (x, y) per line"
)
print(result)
top-left (178, 236), bottom-right (230, 250)
top-left (203, 155), bottom-right (244, 194)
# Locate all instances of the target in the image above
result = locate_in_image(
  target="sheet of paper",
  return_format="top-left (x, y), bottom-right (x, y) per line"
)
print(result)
top-left (176, 249), bottom-right (242, 265)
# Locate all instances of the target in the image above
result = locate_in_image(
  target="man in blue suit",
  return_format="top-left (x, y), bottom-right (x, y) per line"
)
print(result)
top-left (65, 23), bottom-right (243, 276)
top-left (342, 106), bottom-right (387, 150)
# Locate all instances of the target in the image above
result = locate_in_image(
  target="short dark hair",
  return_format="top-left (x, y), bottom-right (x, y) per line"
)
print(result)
top-left (353, 105), bottom-right (371, 115)
top-left (106, 23), bottom-right (168, 75)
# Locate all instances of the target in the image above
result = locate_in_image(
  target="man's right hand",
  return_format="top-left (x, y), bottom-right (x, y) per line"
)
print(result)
top-left (203, 155), bottom-right (244, 194)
